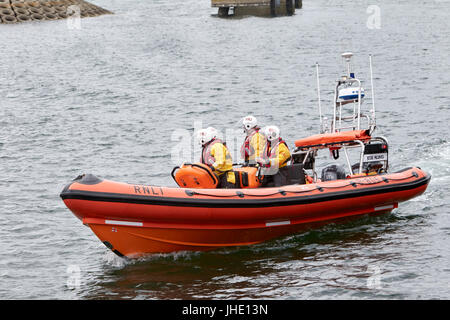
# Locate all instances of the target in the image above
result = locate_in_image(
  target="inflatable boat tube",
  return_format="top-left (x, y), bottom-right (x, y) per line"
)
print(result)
top-left (295, 129), bottom-right (371, 148)
top-left (60, 167), bottom-right (430, 257)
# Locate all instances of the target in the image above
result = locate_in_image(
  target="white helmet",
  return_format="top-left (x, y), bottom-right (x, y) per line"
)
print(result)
top-left (196, 127), bottom-right (217, 145)
top-left (242, 115), bottom-right (258, 132)
top-left (264, 125), bottom-right (280, 142)
top-left (207, 127), bottom-right (218, 139)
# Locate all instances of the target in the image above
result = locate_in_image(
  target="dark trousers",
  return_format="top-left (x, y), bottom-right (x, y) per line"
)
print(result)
top-left (218, 172), bottom-right (235, 189)
top-left (262, 166), bottom-right (289, 187)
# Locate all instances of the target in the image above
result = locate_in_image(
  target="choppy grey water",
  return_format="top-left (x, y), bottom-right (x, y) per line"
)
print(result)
top-left (0, 0), bottom-right (449, 300)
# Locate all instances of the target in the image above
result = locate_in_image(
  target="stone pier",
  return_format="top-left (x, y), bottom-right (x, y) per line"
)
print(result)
top-left (212, 0), bottom-right (302, 17)
top-left (0, 0), bottom-right (112, 24)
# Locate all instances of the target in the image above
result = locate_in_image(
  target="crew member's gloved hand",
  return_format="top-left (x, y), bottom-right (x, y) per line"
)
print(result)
top-left (211, 162), bottom-right (219, 171)
top-left (256, 157), bottom-right (269, 167)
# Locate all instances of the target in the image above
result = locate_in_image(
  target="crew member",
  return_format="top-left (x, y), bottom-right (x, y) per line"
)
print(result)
top-left (256, 125), bottom-right (291, 187)
top-left (240, 115), bottom-right (266, 166)
top-left (197, 127), bottom-right (235, 188)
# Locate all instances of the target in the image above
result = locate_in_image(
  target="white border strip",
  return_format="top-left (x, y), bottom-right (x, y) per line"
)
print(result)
top-left (374, 204), bottom-right (395, 211)
top-left (266, 220), bottom-right (291, 227)
top-left (105, 220), bottom-right (143, 227)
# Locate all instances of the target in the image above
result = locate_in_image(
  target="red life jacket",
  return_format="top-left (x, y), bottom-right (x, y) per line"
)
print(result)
top-left (201, 138), bottom-right (223, 166)
top-left (240, 128), bottom-right (261, 161)
top-left (262, 138), bottom-right (290, 168)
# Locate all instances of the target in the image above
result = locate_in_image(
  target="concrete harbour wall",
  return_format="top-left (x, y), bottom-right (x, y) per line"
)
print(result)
top-left (0, 0), bottom-right (112, 24)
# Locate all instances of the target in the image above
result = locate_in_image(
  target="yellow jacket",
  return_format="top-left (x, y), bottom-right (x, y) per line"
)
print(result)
top-left (266, 140), bottom-right (291, 169)
top-left (201, 139), bottom-right (235, 184)
top-left (247, 131), bottom-right (266, 161)
top-left (210, 142), bottom-right (233, 174)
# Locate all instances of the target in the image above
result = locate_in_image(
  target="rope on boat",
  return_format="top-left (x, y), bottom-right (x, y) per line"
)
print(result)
top-left (186, 172), bottom-right (418, 198)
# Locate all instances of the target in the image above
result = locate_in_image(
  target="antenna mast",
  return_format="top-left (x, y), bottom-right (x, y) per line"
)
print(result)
top-left (316, 62), bottom-right (323, 133)
top-left (369, 54), bottom-right (376, 132)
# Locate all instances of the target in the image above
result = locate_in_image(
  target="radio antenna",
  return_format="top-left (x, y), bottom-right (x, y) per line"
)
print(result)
top-left (369, 54), bottom-right (376, 131)
top-left (316, 62), bottom-right (323, 133)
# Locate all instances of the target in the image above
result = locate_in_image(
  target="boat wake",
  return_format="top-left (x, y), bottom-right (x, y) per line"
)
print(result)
top-left (413, 140), bottom-right (449, 181)
top-left (102, 248), bottom-right (204, 267)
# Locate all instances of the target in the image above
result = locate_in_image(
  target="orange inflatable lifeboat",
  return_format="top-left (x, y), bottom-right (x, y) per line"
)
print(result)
top-left (60, 53), bottom-right (432, 258)
top-left (60, 167), bottom-right (430, 258)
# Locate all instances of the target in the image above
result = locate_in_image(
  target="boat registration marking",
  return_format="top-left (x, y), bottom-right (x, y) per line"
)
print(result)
top-left (374, 204), bottom-right (394, 211)
top-left (105, 220), bottom-right (143, 227)
top-left (265, 220), bottom-right (291, 227)
top-left (363, 153), bottom-right (387, 162)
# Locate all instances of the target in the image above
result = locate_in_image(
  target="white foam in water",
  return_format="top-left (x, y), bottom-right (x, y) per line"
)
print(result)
top-left (101, 249), bottom-right (202, 267)
top-left (138, 250), bottom-right (202, 262)
top-left (417, 142), bottom-right (450, 182)
top-left (102, 251), bottom-right (131, 268)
